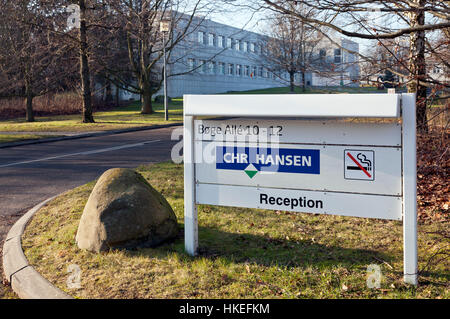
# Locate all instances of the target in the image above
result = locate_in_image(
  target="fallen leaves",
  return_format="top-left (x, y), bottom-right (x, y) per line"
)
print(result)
top-left (416, 132), bottom-right (449, 223)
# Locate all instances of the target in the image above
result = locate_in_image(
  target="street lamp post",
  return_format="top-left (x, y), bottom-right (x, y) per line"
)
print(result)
top-left (160, 19), bottom-right (170, 121)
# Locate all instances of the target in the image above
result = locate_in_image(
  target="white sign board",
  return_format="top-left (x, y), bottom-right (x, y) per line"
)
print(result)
top-left (184, 94), bottom-right (417, 285)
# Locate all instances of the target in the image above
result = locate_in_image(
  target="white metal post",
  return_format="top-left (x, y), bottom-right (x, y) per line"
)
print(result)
top-left (402, 93), bottom-right (418, 285)
top-left (163, 32), bottom-right (169, 121)
top-left (184, 114), bottom-right (198, 255)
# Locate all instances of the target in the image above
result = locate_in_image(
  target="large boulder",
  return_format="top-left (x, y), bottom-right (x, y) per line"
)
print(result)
top-left (75, 168), bottom-right (178, 252)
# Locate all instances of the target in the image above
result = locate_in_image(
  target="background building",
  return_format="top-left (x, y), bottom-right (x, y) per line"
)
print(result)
top-left (164, 17), bottom-right (286, 97)
top-left (99, 16), bottom-right (361, 101)
top-left (309, 38), bottom-right (360, 87)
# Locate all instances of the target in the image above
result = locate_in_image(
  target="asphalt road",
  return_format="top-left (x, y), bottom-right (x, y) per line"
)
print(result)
top-left (0, 126), bottom-right (180, 297)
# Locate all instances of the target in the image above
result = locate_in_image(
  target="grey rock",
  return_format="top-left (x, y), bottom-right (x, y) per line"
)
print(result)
top-left (75, 168), bottom-right (178, 252)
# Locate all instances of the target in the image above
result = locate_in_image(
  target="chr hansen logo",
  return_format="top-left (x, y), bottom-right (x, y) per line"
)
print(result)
top-left (216, 146), bottom-right (320, 178)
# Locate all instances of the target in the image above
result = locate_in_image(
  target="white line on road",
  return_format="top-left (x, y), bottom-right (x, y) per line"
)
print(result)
top-left (0, 139), bottom-right (162, 168)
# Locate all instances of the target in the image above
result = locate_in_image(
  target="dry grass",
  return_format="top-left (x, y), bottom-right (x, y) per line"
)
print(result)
top-left (0, 92), bottom-right (121, 120)
top-left (0, 133), bottom-right (64, 144)
top-left (0, 101), bottom-right (183, 133)
top-left (0, 134), bottom-right (50, 144)
top-left (1, 93), bottom-right (81, 119)
top-left (22, 162), bottom-right (449, 299)
top-left (428, 105), bottom-right (449, 133)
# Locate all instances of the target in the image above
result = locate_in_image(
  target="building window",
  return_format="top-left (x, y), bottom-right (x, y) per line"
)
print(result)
top-left (243, 41), bottom-right (248, 52)
top-left (319, 49), bottom-right (326, 60)
top-left (236, 64), bottom-right (242, 76)
top-left (227, 38), bottom-right (232, 48)
top-left (244, 65), bottom-right (250, 76)
top-left (228, 63), bottom-right (234, 75)
top-left (208, 33), bottom-right (214, 46)
top-left (334, 48), bottom-right (341, 63)
top-left (208, 61), bottom-right (215, 74)
top-left (188, 58), bottom-right (195, 70)
top-left (263, 68), bottom-right (268, 78)
top-left (235, 39), bottom-right (240, 51)
top-left (250, 43), bottom-right (255, 53)
top-left (218, 36), bottom-right (224, 48)
top-left (252, 66), bottom-right (257, 77)
top-left (218, 62), bottom-right (225, 74)
top-left (258, 67), bottom-right (263, 77)
top-left (198, 31), bottom-right (204, 44)
top-left (200, 60), bottom-right (207, 73)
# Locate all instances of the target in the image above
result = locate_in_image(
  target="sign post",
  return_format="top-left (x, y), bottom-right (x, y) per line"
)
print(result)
top-left (184, 115), bottom-right (197, 256)
top-left (183, 93), bottom-right (417, 285)
top-left (401, 93), bottom-right (418, 285)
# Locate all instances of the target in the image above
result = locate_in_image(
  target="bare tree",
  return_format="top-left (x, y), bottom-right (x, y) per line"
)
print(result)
top-left (97, 0), bottom-right (212, 114)
top-left (261, 8), bottom-right (322, 92)
top-left (35, 0), bottom-right (114, 123)
top-left (251, 0), bottom-right (450, 132)
top-left (0, 0), bottom-right (69, 122)
top-left (77, 0), bottom-right (95, 122)
top-left (2, 0), bottom-right (214, 120)
top-left (360, 38), bottom-right (410, 88)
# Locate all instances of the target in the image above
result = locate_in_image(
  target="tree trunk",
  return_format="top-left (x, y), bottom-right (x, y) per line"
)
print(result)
top-left (105, 81), bottom-right (113, 105)
top-left (24, 67), bottom-right (34, 122)
top-left (289, 71), bottom-right (295, 93)
top-left (79, 0), bottom-right (94, 123)
top-left (25, 92), bottom-right (34, 122)
top-left (408, 0), bottom-right (427, 132)
top-left (141, 90), bottom-right (153, 114)
top-left (115, 86), bottom-right (120, 107)
top-left (301, 71), bottom-right (306, 92)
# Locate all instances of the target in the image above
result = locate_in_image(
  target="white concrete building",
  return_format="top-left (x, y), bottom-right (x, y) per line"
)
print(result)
top-left (162, 18), bottom-right (360, 97)
top-left (96, 16), bottom-right (360, 101)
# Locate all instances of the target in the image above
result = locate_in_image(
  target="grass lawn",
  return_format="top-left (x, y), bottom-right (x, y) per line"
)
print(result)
top-left (224, 86), bottom-right (386, 95)
top-left (0, 101), bottom-right (183, 133)
top-left (0, 134), bottom-right (54, 144)
top-left (0, 86), bottom-right (387, 134)
top-left (22, 162), bottom-right (449, 299)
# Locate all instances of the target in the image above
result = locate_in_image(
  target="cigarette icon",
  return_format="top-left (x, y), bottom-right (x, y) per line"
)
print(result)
top-left (346, 152), bottom-right (372, 178)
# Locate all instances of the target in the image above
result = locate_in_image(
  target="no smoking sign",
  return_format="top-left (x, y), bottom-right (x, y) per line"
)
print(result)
top-left (344, 150), bottom-right (375, 181)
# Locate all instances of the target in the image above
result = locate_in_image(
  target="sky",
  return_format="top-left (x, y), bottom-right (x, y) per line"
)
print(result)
top-left (183, 0), bottom-right (270, 34)
top-left (190, 0), bottom-right (438, 57)
top-left (204, 1), bottom-right (375, 55)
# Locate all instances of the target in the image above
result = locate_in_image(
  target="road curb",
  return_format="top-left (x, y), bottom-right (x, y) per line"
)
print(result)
top-left (2, 196), bottom-right (73, 299)
top-left (0, 122), bottom-right (183, 149)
